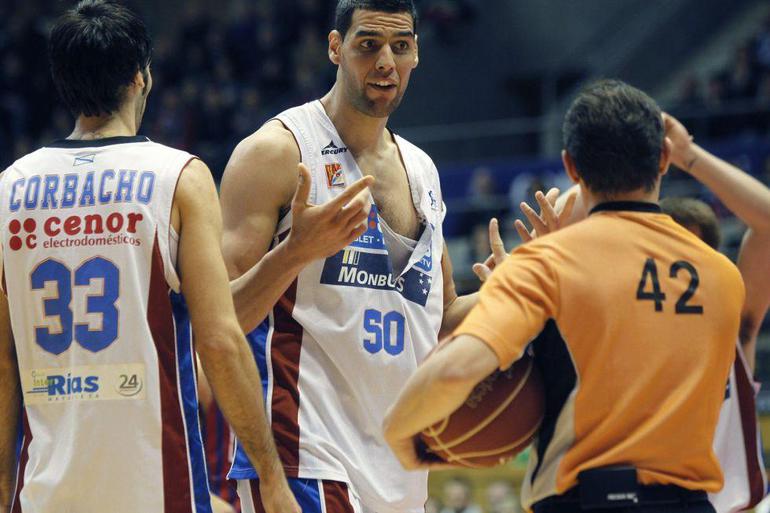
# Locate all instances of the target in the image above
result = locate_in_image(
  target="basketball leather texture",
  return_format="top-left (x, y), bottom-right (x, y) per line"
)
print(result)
top-left (420, 351), bottom-right (544, 468)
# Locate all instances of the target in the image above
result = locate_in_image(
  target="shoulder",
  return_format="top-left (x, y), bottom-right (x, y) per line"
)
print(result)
top-left (222, 120), bottom-right (300, 192)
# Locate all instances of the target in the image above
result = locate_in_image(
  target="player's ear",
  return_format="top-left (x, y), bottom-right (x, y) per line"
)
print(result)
top-left (413, 34), bottom-right (419, 68)
top-left (562, 150), bottom-right (580, 184)
top-left (132, 69), bottom-right (146, 92)
top-left (329, 30), bottom-right (343, 65)
top-left (660, 136), bottom-right (673, 177)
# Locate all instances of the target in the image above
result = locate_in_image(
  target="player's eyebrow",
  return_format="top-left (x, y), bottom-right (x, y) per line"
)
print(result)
top-left (354, 29), bottom-right (414, 39)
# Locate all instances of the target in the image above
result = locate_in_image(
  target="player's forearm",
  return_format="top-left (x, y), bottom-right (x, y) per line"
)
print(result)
top-left (687, 145), bottom-right (770, 232)
top-left (384, 355), bottom-right (476, 442)
top-left (197, 332), bottom-right (286, 484)
top-left (0, 360), bottom-right (20, 508)
top-left (737, 229), bottom-right (770, 372)
top-left (438, 293), bottom-right (478, 339)
top-left (230, 239), bottom-right (306, 333)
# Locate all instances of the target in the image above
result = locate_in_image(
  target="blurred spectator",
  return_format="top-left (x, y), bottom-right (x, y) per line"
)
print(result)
top-left (440, 477), bottom-right (482, 513)
top-left (486, 479), bottom-right (521, 513)
top-left (727, 45), bottom-right (757, 100)
top-left (460, 166), bottom-right (508, 234)
top-left (676, 74), bottom-right (703, 109)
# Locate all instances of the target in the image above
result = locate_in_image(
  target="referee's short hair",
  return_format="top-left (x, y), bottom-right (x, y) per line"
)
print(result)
top-left (563, 79), bottom-right (665, 195)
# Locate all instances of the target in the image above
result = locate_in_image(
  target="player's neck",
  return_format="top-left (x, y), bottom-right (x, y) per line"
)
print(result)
top-left (582, 186), bottom-right (660, 213)
top-left (69, 108), bottom-right (137, 140)
top-left (320, 87), bottom-right (390, 154)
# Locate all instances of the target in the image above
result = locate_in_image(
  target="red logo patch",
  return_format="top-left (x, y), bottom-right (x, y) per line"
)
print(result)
top-left (325, 163), bottom-right (345, 188)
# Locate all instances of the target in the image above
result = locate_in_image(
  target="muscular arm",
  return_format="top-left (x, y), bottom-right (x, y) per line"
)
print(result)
top-left (175, 159), bottom-right (290, 493)
top-left (222, 122), bottom-right (372, 334)
top-left (0, 279), bottom-right (19, 510)
top-left (221, 122), bottom-right (303, 333)
top-left (665, 113), bottom-right (770, 232)
top-left (439, 243), bottom-right (478, 339)
top-left (737, 229), bottom-right (770, 372)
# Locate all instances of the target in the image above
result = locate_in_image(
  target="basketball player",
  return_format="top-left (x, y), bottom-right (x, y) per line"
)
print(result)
top-left (0, 2), bottom-right (300, 512)
top-left (220, 1), bottom-right (481, 511)
top-left (385, 80), bottom-right (742, 513)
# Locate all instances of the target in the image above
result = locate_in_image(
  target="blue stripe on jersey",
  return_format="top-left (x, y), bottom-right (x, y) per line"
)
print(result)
top-left (171, 292), bottom-right (213, 513)
top-left (289, 478), bottom-right (322, 513)
top-left (227, 319), bottom-right (270, 480)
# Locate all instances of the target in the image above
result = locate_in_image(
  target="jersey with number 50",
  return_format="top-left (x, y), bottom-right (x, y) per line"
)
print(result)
top-left (0, 136), bottom-right (211, 513)
top-left (228, 102), bottom-right (445, 513)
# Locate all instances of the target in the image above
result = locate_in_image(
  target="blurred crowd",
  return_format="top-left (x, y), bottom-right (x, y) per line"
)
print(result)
top-left (0, 0), bottom-right (477, 175)
top-left (672, 15), bottom-right (770, 140)
top-left (426, 477), bottom-right (522, 513)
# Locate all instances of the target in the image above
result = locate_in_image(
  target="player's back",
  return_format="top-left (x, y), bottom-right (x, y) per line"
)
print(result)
top-left (1, 136), bottom-right (211, 513)
top-left (516, 203), bottom-right (744, 507)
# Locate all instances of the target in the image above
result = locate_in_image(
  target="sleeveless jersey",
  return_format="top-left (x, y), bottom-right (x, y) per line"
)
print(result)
top-left (228, 101), bottom-right (445, 513)
top-left (709, 343), bottom-right (767, 512)
top-left (1, 136), bottom-right (211, 513)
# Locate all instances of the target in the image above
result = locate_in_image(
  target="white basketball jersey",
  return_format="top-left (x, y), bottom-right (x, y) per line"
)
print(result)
top-left (1, 136), bottom-right (211, 513)
top-left (709, 344), bottom-right (767, 512)
top-left (229, 101), bottom-right (445, 513)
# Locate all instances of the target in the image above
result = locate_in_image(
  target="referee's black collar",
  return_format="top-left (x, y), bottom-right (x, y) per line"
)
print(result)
top-left (46, 135), bottom-right (150, 148)
top-left (589, 201), bottom-right (662, 215)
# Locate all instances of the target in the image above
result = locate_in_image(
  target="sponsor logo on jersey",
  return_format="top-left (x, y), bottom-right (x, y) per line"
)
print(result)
top-left (319, 205), bottom-right (434, 306)
top-left (7, 209), bottom-right (145, 251)
top-left (22, 364), bottom-right (146, 404)
top-left (325, 163), bottom-right (345, 188)
top-left (321, 141), bottom-right (348, 156)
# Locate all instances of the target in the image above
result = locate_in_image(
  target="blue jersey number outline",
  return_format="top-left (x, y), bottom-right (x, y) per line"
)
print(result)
top-left (30, 257), bottom-right (120, 354)
top-left (363, 309), bottom-right (405, 356)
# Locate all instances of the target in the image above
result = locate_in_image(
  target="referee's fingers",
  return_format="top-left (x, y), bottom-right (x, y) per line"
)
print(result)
top-left (488, 218), bottom-right (506, 262)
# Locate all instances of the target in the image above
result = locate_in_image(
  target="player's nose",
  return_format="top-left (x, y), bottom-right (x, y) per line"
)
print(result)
top-left (375, 46), bottom-right (396, 74)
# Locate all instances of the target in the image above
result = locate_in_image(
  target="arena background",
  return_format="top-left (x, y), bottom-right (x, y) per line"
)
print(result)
top-left (3, 0), bottom-right (770, 511)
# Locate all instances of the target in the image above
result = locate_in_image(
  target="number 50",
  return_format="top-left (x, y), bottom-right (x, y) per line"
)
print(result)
top-left (363, 309), bottom-right (405, 356)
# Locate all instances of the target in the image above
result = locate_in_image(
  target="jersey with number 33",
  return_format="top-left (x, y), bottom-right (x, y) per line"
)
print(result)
top-left (0, 136), bottom-right (212, 513)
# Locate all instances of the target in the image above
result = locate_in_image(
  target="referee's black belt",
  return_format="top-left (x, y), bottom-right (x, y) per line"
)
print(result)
top-left (533, 484), bottom-right (708, 512)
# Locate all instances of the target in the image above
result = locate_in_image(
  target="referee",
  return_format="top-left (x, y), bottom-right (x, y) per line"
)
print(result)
top-left (383, 79), bottom-right (742, 513)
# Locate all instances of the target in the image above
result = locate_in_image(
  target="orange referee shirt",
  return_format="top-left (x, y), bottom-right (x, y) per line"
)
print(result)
top-left (454, 202), bottom-right (744, 509)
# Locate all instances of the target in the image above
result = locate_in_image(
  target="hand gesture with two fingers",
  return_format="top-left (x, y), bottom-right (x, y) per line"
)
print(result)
top-left (286, 163), bottom-right (374, 264)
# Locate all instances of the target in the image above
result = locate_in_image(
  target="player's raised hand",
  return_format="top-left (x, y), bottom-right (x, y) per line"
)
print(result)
top-left (286, 163), bottom-right (374, 262)
top-left (515, 187), bottom-right (576, 243)
top-left (663, 112), bottom-right (697, 172)
top-left (472, 218), bottom-right (507, 283)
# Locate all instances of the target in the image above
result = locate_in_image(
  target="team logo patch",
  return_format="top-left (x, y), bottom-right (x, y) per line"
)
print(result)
top-left (73, 153), bottom-right (95, 166)
top-left (325, 163), bottom-right (345, 188)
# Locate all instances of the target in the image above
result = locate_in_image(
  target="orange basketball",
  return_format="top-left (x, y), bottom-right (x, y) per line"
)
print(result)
top-left (419, 350), bottom-right (544, 468)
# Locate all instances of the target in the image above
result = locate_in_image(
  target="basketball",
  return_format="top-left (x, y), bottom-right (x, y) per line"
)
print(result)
top-left (419, 349), bottom-right (545, 468)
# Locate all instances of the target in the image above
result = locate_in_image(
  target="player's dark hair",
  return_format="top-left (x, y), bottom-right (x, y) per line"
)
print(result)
top-left (563, 79), bottom-right (664, 195)
top-left (49, 0), bottom-right (152, 117)
top-left (660, 197), bottom-right (721, 250)
top-left (335, 0), bottom-right (418, 37)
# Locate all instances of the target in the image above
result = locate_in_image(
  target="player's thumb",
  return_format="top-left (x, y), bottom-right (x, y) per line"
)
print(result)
top-left (293, 163), bottom-right (312, 209)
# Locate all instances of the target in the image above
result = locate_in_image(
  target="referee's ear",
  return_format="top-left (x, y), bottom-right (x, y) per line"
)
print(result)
top-left (660, 136), bottom-right (673, 177)
top-left (562, 150), bottom-right (580, 185)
